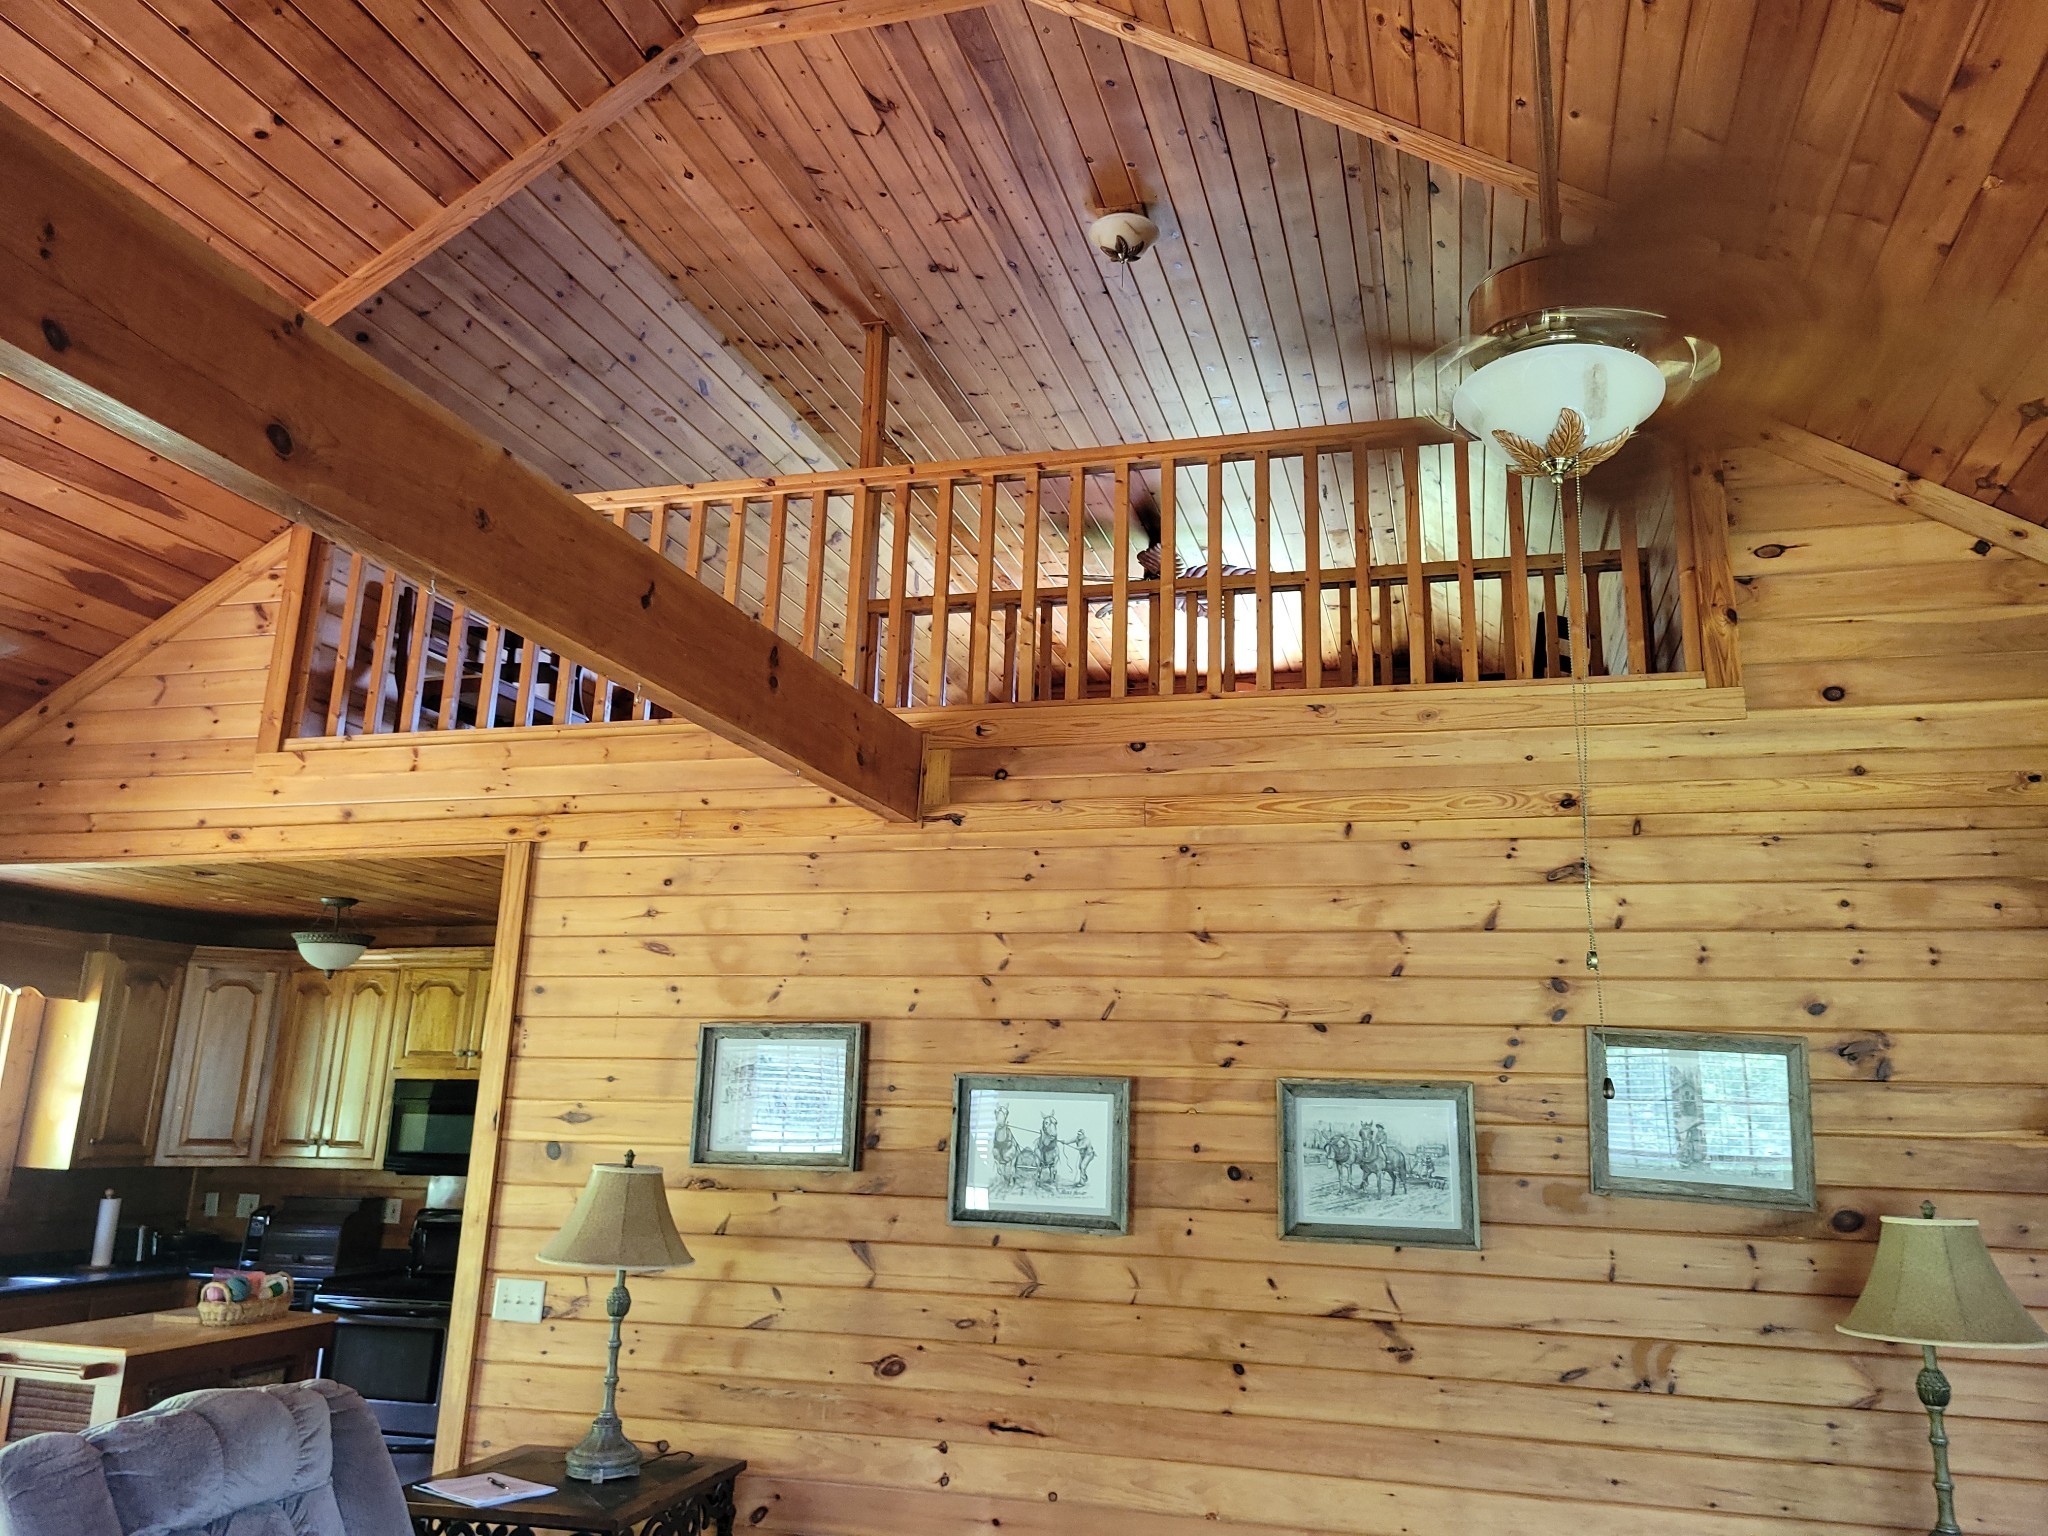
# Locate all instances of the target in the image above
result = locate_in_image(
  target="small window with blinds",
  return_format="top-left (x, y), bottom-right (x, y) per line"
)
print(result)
top-left (1588, 1029), bottom-right (1815, 1210)
top-left (690, 1024), bottom-right (866, 1170)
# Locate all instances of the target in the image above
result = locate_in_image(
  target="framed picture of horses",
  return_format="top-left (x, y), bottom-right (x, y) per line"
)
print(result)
top-left (948, 1074), bottom-right (1130, 1235)
top-left (1276, 1079), bottom-right (1480, 1249)
top-left (690, 1023), bottom-right (867, 1169)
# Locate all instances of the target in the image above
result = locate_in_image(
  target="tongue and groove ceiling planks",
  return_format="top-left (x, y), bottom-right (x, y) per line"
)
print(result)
top-left (0, 0), bottom-right (2044, 720)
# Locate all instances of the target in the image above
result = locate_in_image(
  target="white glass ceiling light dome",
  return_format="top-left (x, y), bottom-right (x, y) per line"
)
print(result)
top-left (1451, 340), bottom-right (1666, 454)
top-left (293, 895), bottom-right (372, 975)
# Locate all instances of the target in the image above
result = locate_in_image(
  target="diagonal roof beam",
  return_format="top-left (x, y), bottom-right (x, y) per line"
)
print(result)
top-left (1024, 0), bottom-right (1610, 220)
top-left (0, 104), bottom-right (923, 821)
top-left (695, 0), bottom-right (991, 53)
top-left (306, 36), bottom-right (703, 324)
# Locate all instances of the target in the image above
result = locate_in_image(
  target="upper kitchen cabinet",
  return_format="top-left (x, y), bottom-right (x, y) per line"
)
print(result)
top-left (260, 967), bottom-right (397, 1166)
top-left (154, 951), bottom-right (289, 1165)
top-left (17, 939), bottom-right (190, 1170)
top-left (389, 954), bottom-right (491, 1077)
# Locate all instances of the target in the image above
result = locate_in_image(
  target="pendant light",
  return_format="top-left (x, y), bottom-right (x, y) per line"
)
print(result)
top-left (293, 896), bottom-right (373, 975)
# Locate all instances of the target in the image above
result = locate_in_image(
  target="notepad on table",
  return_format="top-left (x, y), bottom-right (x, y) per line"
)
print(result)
top-left (413, 1472), bottom-right (556, 1508)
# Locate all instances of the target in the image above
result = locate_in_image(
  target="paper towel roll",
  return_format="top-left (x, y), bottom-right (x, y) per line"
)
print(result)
top-left (88, 1191), bottom-right (120, 1269)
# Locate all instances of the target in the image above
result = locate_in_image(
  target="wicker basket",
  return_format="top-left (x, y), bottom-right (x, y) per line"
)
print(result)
top-left (196, 1290), bottom-right (292, 1328)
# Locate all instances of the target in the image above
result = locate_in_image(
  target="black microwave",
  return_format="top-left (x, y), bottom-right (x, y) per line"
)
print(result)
top-left (384, 1078), bottom-right (477, 1175)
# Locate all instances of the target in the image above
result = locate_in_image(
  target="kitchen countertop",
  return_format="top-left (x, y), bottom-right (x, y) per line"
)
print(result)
top-left (0, 1307), bottom-right (333, 1358)
top-left (0, 1255), bottom-right (225, 1298)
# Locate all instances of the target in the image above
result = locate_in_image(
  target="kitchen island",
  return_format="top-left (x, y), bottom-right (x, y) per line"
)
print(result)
top-left (0, 1308), bottom-right (332, 1440)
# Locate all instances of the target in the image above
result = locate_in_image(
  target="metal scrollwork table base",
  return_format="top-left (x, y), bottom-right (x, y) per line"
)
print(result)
top-left (405, 1447), bottom-right (745, 1536)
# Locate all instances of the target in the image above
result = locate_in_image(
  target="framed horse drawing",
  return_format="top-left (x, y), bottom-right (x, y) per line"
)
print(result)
top-left (1277, 1079), bottom-right (1480, 1249)
top-left (949, 1074), bottom-right (1131, 1235)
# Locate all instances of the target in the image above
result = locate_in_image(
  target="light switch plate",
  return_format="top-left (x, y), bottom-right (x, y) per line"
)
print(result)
top-left (234, 1193), bottom-right (260, 1219)
top-left (202, 1191), bottom-right (219, 1217)
top-left (382, 1198), bottom-right (404, 1225)
top-left (492, 1278), bottom-right (546, 1324)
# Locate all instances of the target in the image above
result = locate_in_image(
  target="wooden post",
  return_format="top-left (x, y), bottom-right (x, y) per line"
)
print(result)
top-left (322, 552), bottom-right (368, 737)
top-left (1403, 443), bottom-right (1426, 684)
top-left (398, 580), bottom-right (433, 732)
top-left (1302, 452), bottom-right (1322, 690)
top-left (843, 488), bottom-right (879, 693)
top-left (1157, 458), bottom-right (1177, 697)
top-left (1065, 470), bottom-right (1086, 701)
top-left (257, 526), bottom-right (323, 751)
top-left (684, 500), bottom-right (709, 578)
top-left (1017, 471), bottom-right (1041, 702)
top-left (1110, 461), bottom-right (1131, 698)
top-left (724, 497), bottom-right (749, 605)
top-left (1506, 474), bottom-right (1532, 681)
top-left (1618, 503), bottom-right (1649, 675)
top-left (1683, 448), bottom-right (1743, 689)
top-left (884, 482), bottom-right (912, 708)
top-left (802, 495), bottom-right (829, 660)
top-left (928, 479), bottom-right (954, 707)
top-left (763, 492), bottom-right (790, 634)
top-left (1253, 451), bottom-right (1273, 691)
top-left (859, 322), bottom-right (891, 469)
top-left (1205, 455), bottom-right (1224, 696)
top-left (969, 476), bottom-right (997, 704)
top-left (358, 560), bottom-right (400, 735)
top-left (1561, 477), bottom-right (1592, 680)
top-left (1352, 443), bottom-right (1374, 686)
top-left (1454, 442), bottom-right (1479, 682)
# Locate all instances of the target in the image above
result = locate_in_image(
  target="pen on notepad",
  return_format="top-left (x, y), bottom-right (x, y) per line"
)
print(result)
top-left (486, 1476), bottom-right (511, 1491)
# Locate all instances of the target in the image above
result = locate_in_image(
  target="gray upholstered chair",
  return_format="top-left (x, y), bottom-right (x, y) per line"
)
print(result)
top-left (0, 1378), bottom-right (411, 1536)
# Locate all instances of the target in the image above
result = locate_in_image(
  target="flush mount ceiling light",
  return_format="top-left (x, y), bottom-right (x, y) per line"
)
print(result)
top-left (1087, 209), bottom-right (1159, 264)
top-left (293, 895), bottom-right (373, 975)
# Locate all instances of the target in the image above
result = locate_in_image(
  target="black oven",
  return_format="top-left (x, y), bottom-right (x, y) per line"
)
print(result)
top-left (383, 1077), bottom-right (477, 1175)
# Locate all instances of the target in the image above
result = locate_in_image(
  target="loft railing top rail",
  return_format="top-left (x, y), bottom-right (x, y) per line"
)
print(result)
top-left (580, 417), bottom-right (1462, 509)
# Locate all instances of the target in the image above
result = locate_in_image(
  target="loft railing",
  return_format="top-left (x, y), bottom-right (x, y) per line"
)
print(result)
top-left (280, 417), bottom-right (1700, 742)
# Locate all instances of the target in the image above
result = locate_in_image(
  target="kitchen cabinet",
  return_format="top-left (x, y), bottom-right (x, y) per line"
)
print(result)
top-left (17, 940), bottom-right (189, 1170)
top-left (390, 958), bottom-right (490, 1077)
top-left (154, 952), bottom-right (288, 1165)
top-left (260, 968), bottom-right (396, 1166)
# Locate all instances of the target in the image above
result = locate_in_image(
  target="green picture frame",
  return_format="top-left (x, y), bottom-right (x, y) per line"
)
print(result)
top-left (1276, 1079), bottom-right (1481, 1249)
top-left (1587, 1028), bottom-right (1815, 1210)
top-left (948, 1074), bottom-right (1131, 1235)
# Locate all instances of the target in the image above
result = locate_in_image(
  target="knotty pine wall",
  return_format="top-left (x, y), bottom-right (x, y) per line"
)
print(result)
top-left (0, 445), bottom-right (2043, 1534)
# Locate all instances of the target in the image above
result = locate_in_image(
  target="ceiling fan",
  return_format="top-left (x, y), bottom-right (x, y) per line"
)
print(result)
top-left (1424, 0), bottom-right (1829, 480)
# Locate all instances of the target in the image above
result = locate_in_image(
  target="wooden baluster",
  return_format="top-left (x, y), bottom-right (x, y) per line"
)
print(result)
top-left (1378, 578), bottom-right (1395, 687)
top-left (511, 627), bottom-right (539, 728)
top-left (969, 477), bottom-right (997, 705)
top-left (475, 619), bottom-right (502, 728)
top-left (1065, 470), bottom-right (1085, 701)
top-left (1110, 461), bottom-right (1130, 698)
top-left (1205, 456), bottom-right (1224, 695)
top-left (929, 478), bottom-right (954, 707)
top-left (844, 485), bottom-right (879, 693)
top-left (1352, 443), bottom-right (1374, 686)
top-left (1001, 606), bottom-right (1018, 702)
top-left (1253, 451), bottom-right (1273, 691)
top-left (1037, 598), bottom-right (1055, 700)
top-left (1018, 471), bottom-right (1041, 702)
top-left (323, 552), bottom-right (366, 737)
top-left (437, 604), bottom-right (469, 729)
top-left (1338, 580), bottom-right (1355, 687)
top-left (724, 497), bottom-right (748, 606)
top-left (1454, 442), bottom-right (1479, 682)
top-left (1303, 453), bottom-right (1322, 690)
top-left (398, 580), bottom-right (433, 732)
top-left (645, 504), bottom-right (670, 567)
top-left (764, 492), bottom-right (789, 634)
top-left (1507, 474), bottom-right (1533, 680)
top-left (1403, 443), bottom-right (1426, 684)
top-left (801, 496), bottom-right (829, 659)
top-left (358, 563), bottom-right (399, 735)
top-left (684, 499), bottom-right (710, 579)
top-left (1619, 503), bottom-right (1649, 675)
top-left (1185, 569), bottom-right (1200, 684)
top-left (1586, 567), bottom-right (1608, 677)
top-left (1561, 477), bottom-right (1592, 681)
top-left (1222, 580), bottom-right (1238, 692)
top-left (885, 482), bottom-right (912, 708)
top-left (1541, 570), bottom-right (1563, 679)
top-left (1156, 458), bottom-right (1177, 697)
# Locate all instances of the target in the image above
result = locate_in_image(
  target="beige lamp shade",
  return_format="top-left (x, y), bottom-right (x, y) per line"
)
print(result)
top-left (536, 1156), bottom-right (694, 1274)
top-left (1838, 1214), bottom-right (2046, 1349)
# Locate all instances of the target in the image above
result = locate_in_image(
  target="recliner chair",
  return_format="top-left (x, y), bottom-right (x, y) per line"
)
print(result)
top-left (0, 1379), bottom-right (411, 1536)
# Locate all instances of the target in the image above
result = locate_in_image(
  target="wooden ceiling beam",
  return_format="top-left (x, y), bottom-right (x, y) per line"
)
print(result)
top-left (695, 0), bottom-right (991, 53)
top-left (0, 105), bottom-right (924, 822)
top-left (305, 35), bottom-right (704, 325)
top-left (1023, 0), bottom-right (1610, 221)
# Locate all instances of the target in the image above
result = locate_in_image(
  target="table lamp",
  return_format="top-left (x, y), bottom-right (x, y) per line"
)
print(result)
top-left (537, 1150), bottom-right (694, 1482)
top-left (1836, 1201), bottom-right (2046, 1535)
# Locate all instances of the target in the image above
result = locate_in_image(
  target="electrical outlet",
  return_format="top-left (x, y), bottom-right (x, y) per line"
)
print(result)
top-left (492, 1278), bottom-right (546, 1324)
top-left (235, 1193), bottom-right (260, 1219)
top-left (202, 1191), bottom-right (219, 1217)
top-left (382, 1198), bottom-right (404, 1225)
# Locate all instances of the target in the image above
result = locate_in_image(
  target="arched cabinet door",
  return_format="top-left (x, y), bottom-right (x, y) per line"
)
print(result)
top-left (155, 953), bottom-right (287, 1165)
top-left (392, 965), bottom-right (488, 1077)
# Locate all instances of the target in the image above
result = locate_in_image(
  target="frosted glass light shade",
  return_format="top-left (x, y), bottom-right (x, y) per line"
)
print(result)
top-left (1452, 341), bottom-right (1666, 452)
top-left (292, 934), bottom-right (370, 973)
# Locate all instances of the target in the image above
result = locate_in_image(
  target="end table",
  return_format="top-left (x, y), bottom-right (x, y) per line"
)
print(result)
top-left (405, 1446), bottom-right (745, 1536)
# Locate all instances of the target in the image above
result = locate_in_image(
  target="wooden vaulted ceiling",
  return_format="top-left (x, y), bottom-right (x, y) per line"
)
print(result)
top-left (0, 0), bottom-right (2043, 725)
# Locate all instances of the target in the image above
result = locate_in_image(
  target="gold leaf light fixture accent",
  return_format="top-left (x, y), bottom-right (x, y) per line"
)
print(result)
top-left (1493, 407), bottom-right (1633, 484)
